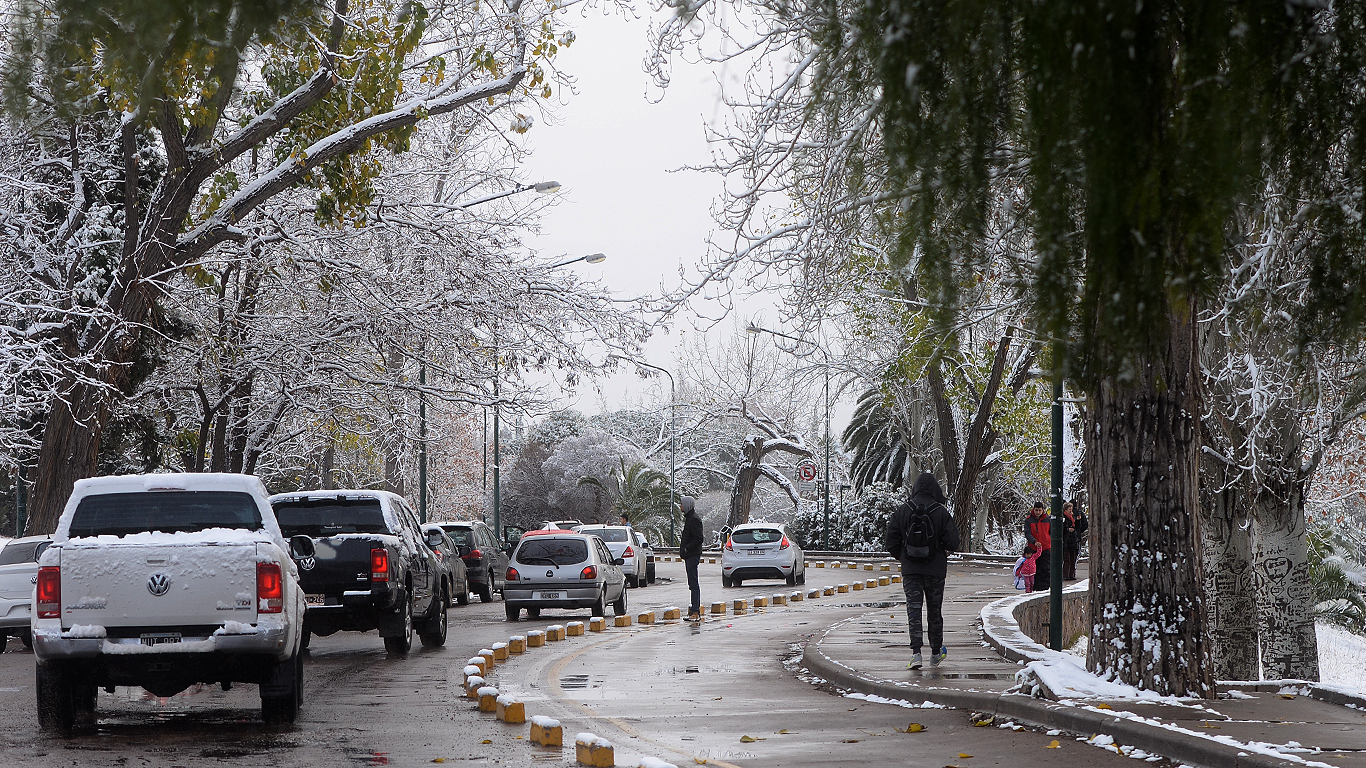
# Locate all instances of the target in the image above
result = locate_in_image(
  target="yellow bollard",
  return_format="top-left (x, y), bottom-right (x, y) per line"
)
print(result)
top-left (866, 579), bottom-right (877, 588)
top-left (527, 630), bottom-right (545, 647)
top-left (753, 596), bottom-right (769, 608)
top-left (546, 625), bottom-right (565, 641)
top-left (710, 601), bottom-right (727, 615)
top-left (508, 635), bottom-right (526, 654)
top-left (478, 686), bottom-right (499, 712)
top-left (492, 642), bottom-right (508, 661)
top-left (566, 621), bottom-right (584, 636)
top-left (815, 561), bottom-right (825, 568)
top-left (638, 611), bottom-right (656, 624)
top-left (467, 657), bottom-right (487, 676)
top-left (732, 599), bottom-right (748, 613)
top-left (614, 614), bottom-right (633, 627)
top-left (790, 591), bottom-right (803, 602)
top-left (771, 594), bottom-right (786, 605)
top-left (807, 589), bottom-right (820, 599)
top-left (852, 581), bottom-right (864, 591)
top-left (662, 607), bottom-right (681, 620)
top-left (589, 617), bottom-right (607, 632)
top-left (837, 583), bottom-right (850, 593)
top-left (831, 562), bottom-right (841, 569)
top-left (530, 716), bottom-right (563, 747)
top-left (891, 574), bottom-right (902, 584)
top-left (864, 563), bottom-right (875, 571)
top-left (576, 733), bottom-right (615, 767)
top-left (823, 586), bottom-right (835, 596)
top-left (496, 694), bottom-right (525, 724)
top-left (479, 648), bottom-right (496, 669)
top-left (878, 576), bottom-right (890, 586)
top-left (465, 676), bottom-right (485, 699)
top-left (881, 563), bottom-right (892, 571)
top-left (463, 664), bottom-right (483, 687)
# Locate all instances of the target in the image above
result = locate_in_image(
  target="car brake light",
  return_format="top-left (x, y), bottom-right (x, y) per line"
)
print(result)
top-left (506, 567), bottom-right (520, 582)
top-left (780, 536), bottom-right (791, 550)
top-left (580, 565), bottom-right (597, 580)
top-left (371, 548), bottom-right (390, 582)
top-left (257, 562), bottom-right (284, 613)
top-left (466, 549), bottom-right (482, 560)
top-left (623, 545), bottom-right (634, 558)
top-left (36, 566), bottom-right (60, 619)
top-left (724, 538), bottom-right (733, 551)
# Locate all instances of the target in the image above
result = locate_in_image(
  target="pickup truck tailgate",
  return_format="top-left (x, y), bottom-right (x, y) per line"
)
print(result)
top-left (59, 543), bottom-right (258, 629)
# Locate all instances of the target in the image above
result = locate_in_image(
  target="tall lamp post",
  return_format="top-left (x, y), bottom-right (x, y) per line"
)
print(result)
top-left (490, 252), bottom-right (608, 541)
top-left (422, 180), bottom-right (562, 524)
top-left (746, 323), bottom-right (833, 551)
top-left (609, 354), bottom-right (676, 544)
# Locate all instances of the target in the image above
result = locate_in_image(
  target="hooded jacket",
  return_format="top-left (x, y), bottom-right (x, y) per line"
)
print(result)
top-left (679, 496), bottom-right (704, 560)
top-left (885, 473), bottom-right (960, 577)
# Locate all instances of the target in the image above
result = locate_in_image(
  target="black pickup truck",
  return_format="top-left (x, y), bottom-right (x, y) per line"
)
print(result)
top-left (268, 490), bottom-right (447, 654)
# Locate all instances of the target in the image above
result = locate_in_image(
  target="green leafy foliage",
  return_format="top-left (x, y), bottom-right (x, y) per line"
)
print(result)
top-left (1308, 524), bottom-right (1366, 635)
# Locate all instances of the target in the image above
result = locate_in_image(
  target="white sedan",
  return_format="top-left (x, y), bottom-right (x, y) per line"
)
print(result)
top-left (721, 523), bottom-right (805, 588)
top-left (577, 525), bottom-right (648, 588)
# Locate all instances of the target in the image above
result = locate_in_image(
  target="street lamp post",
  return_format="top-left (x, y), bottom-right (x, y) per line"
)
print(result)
top-left (610, 354), bottom-right (677, 544)
top-left (746, 323), bottom-right (833, 551)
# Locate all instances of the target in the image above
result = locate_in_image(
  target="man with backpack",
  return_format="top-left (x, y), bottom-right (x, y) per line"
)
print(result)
top-left (886, 472), bottom-right (960, 669)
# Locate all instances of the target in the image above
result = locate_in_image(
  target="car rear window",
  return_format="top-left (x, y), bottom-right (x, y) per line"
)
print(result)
top-left (516, 538), bottom-right (589, 566)
top-left (272, 497), bottom-right (390, 536)
top-left (732, 528), bottom-right (783, 545)
top-left (441, 526), bottom-right (473, 547)
top-left (0, 540), bottom-right (49, 565)
top-left (582, 527), bottom-right (628, 542)
top-left (69, 491), bottom-right (264, 538)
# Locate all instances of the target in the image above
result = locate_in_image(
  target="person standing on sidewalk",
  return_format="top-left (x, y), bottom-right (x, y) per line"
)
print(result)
top-left (1023, 502), bottom-right (1052, 591)
top-left (886, 472), bottom-right (959, 669)
top-left (679, 496), bottom-right (704, 621)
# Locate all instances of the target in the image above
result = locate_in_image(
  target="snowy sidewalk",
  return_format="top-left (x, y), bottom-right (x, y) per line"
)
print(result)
top-left (803, 560), bottom-right (1366, 768)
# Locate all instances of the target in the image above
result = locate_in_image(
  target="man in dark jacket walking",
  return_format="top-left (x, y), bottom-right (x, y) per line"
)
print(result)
top-left (679, 496), bottom-right (704, 621)
top-left (886, 472), bottom-right (960, 669)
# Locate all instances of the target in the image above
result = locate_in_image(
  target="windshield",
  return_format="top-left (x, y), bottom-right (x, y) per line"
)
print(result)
top-left (515, 538), bottom-right (589, 566)
top-left (581, 527), bottom-right (628, 542)
top-left (69, 492), bottom-right (263, 538)
top-left (440, 526), bottom-right (473, 547)
top-left (272, 497), bottom-right (390, 536)
top-left (732, 528), bottom-right (783, 545)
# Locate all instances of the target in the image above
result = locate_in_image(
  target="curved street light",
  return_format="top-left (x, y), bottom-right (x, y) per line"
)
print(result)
top-left (549, 253), bottom-right (606, 268)
top-left (608, 354), bottom-right (677, 544)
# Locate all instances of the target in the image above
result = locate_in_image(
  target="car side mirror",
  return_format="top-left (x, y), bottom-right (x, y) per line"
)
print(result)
top-left (613, 557), bottom-right (625, 566)
top-left (425, 532), bottom-right (443, 548)
top-left (290, 535), bottom-right (316, 559)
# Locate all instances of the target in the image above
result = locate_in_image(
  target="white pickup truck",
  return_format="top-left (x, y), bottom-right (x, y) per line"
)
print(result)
top-left (31, 473), bottom-right (312, 731)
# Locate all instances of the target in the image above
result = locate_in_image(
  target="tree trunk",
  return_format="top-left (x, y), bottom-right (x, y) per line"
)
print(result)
top-left (727, 437), bottom-right (763, 529)
top-left (27, 381), bottom-right (109, 534)
top-left (320, 444), bottom-right (336, 490)
top-left (1086, 307), bottom-right (1214, 697)
top-left (947, 329), bottom-right (1014, 549)
top-left (1250, 483), bottom-right (1319, 681)
top-left (1198, 456), bottom-right (1258, 681)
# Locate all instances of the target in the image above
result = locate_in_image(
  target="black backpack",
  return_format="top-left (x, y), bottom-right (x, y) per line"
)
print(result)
top-left (902, 502), bottom-right (935, 560)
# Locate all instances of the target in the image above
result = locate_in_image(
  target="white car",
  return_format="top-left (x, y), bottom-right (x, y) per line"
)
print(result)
top-left (577, 525), bottom-right (648, 588)
top-left (721, 523), bottom-right (805, 588)
top-left (0, 535), bottom-right (53, 651)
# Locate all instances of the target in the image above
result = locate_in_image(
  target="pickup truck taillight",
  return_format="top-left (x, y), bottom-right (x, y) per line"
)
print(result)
top-left (257, 562), bottom-right (284, 613)
top-left (371, 548), bottom-right (390, 582)
top-left (36, 566), bottom-right (61, 619)
top-left (506, 567), bottom-right (520, 582)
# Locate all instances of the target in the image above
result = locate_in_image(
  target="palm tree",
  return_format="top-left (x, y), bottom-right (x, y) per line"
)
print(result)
top-left (578, 460), bottom-right (678, 543)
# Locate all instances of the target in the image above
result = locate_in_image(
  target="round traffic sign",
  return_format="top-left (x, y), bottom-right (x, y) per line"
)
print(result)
top-left (798, 462), bottom-right (817, 482)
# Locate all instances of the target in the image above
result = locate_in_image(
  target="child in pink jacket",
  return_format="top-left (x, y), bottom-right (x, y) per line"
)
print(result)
top-left (1013, 543), bottom-right (1039, 591)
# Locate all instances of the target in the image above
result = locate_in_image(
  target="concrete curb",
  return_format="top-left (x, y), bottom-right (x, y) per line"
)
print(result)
top-left (801, 630), bottom-right (1302, 768)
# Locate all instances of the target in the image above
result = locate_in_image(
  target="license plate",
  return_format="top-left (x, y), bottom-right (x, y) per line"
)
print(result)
top-left (305, 593), bottom-right (327, 606)
top-left (748, 549), bottom-right (765, 556)
top-left (139, 633), bottom-right (182, 647)
top-left (535, 591), bottom-right (563, 600)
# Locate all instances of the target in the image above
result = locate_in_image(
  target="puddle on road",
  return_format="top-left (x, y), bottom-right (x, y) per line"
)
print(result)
top-left (559, 674), bottom-right (599, 690)
top-left (829, 601), bottom-right (907, 609)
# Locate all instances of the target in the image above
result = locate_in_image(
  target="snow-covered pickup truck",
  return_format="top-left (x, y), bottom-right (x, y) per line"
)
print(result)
top-left (32, 473), bottom-right (313, 731)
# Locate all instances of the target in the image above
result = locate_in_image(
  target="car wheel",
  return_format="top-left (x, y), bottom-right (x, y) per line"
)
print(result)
top-left (637, 570), bottom-right (647, 588)
top-left (797, 567), bottom-right (806, 585)
top-left (627, 575), bottom-right (638, 589)
top-left (419, 589), bottom-right (448, 648)
top-left (648, 564), bottom-right (656, 583)
top-left (261, 653), bottom-right (302, 725)
top-left (733, 577), bottom-right (743, 588)
top-left (478, 574), bottom-right (494, 603)
top-left (383, 598), bottom-right (414, 655)
top-left (505, 603), bottom-right (521, 621)
top-left (36, 662), bottom-right (74, 732)
top-left (526, 607), bottom-right (541, 619)
top-left (592, 591), bottom-right (606, 618)
top-left (73, 683), bottom-right (97, 715)
top-left (722, 574), bottom-right (732, 588)
top-left (612, 583), bottom-right (629, 616)
top-left (19, 629), bottom-right (32, 649)
top-left (0, 633), bottom-right (7, 654)
top-left (456, 586), bottom-right (470, 606)
top-left (299, 627), bottom-right (311, 651)
top-left (786, 572), bottom-right (796, 586)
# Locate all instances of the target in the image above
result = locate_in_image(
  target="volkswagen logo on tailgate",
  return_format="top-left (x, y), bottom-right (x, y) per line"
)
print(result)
top-left (146, 572), bottom-right (170, 596)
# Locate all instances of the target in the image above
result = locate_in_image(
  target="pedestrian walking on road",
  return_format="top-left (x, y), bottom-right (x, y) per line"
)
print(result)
top-left (1023, 502), bottom-right (1052, 591)
top-left (679, 496), bottom-right (704, 621)
top-left (886, 472), bottom-right (959, 670)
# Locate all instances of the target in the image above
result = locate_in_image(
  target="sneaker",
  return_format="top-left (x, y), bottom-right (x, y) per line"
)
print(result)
top-left (908, 653), bottom-right (923, 670)
top-left (931, 646), bottom-right (947, 666)
top-left (686, 611), bottom-right (701, 622)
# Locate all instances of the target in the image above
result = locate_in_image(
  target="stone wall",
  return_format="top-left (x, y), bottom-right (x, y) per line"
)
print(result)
top-left (1014, 589), bottom-right (1090, 648)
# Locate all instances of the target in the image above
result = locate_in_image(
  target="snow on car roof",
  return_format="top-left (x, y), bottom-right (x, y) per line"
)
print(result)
top-left (58, 473), bottom-right (282, 544)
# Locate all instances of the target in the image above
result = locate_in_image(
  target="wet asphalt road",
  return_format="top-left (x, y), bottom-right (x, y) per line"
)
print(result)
top-left (0, 560), bottom-right (1153, 767)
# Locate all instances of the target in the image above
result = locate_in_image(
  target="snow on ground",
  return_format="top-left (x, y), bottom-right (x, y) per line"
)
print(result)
top-left (1316, 622), bottom-right (1366, 692)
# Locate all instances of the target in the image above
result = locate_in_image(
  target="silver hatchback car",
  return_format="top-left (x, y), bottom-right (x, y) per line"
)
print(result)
top-left (721, 522), bottom-right (806, 587)
top-left (503, 533), bottom-right (628, 620)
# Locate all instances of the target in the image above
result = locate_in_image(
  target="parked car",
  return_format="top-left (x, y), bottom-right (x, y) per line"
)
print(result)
top-left (503, 532), bottom-right (627, 620)
top-left (633, 530), bottom-right (656, 584)
top-left (721, 522), bottom-right (805, 588)
top-left (438, 520), bottom-right (507, 603)
top-left (539, 520), bottom-right (583, 531)
top-left (270, 490), bottom-right (447, 654)
top-left (32, 473), bottom-right (309, 730)
top-left (0, 535), bottom-right (52, 651)
top-left (421, 524), bottom-right (469, 606)
top-left (578, 525), bottom-right (647, 588)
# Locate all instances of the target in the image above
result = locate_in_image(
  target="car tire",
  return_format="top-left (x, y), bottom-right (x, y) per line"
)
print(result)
top-left (299, 627), bottom-right (311, 651)
top-left (261, 653), bottom-right (302, 725)
top-left (19, 629), bottom-right (32, 649)
top-left (786, 572), bottom-right (796, 586)
top-left (627, 575), bottom-right (637, 589)
top-left (797, 568), bottom-right (806, 585)
top-left (637, 570), bottom-right (647, 588)
top-left (526, 607), bottom-right (541, 619)
top-left (478, 575), bottom-right (494, 603)
top-left (648, 564), bottom-right (655, 583)
top-left (721, 574), bottom-right (732, 588)
top-left (506, 603), bottom-right (521, 621)
top-left (591, 591), bottom-right (606, 618)
top-left (419, 589), bottom-right (448, 648)
top-left (73, 683), bottom-right (97, 715)
top-left (383, 598), bottom-right (414, 655)
top-left (0, 633), bottom-right (7, 654)
top-left (456, 587), bottom-right (470, 606)
top-left (36, 662), bottom-right (74, 732)
top-left (612, 584), bottom-right (629, 616)
top-left (733, 577), bottom-right (743, 588)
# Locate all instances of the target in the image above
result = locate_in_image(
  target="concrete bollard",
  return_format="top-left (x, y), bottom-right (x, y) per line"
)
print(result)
top-left (710, 601), bottom-right (727, 615)
top-left (479, 648), bottom-right (496, 669)
top-left (467, 657), bottom-right (487, 676)
top-left (880, 563), bottom-right (892, 571)
top-left (478, 686), bottom-right (499, 712)
top-left (807, 589), bottom-right (820, 599)
top-left (852, 581), bottom-right (864, 591)
top-left (864, 563), bottom-right (875, 571)
top-left (530, 715), bottom-right (563, 747)
top-left (878, 576), bottom-right (890, 586)
top-left (790, 591), bottom-right (803, 602)
top-left (815, 561), bottom-right (825, 568)
top-left (771, 594), bottom-right (786, 605)
top-left (567, 621), bottom-right (585, 636)
top-left (708, 558), bottom-right (716, 564)
top-left (837, 584), bottom-right (849, 593)
top-left (508, 635), bottom-right (527, 654)
top-left (463, 664), bottom-right (483, 687)
top-left (589, 617), bottom-right (607, 632)
top-left (732, 599), bottom-right (748, 613)
top-left (496, 694), bottom-right (525, 724)
top-left (753, 596), bottom-right (769, 608)
top-left (527, 630), bottom-right (545, 647)
top-left (638, 611), bottom-right (656, 624)
top-left (614, 614), bottom-right (633, 627)
top-left (662, 607), bottom-right (681, 620)
top-left (823, 586), bottom-right (835, 596)
top-left (846, 562), bottom-right (858, 570)
top-left (465, 676), bottom-right (485, 699)
top-left (546, 625), bottom-right (565, 641)
top-left (891, 575), bottom-right (902, 584)
top-left (492, 642), bottom-right (508, 661)
top-left (576, 733), bottom-right (615, 767)
top-left (866, 579), bottom-right (877, 588)
top-left (830, 562), bottom-right (841, 569)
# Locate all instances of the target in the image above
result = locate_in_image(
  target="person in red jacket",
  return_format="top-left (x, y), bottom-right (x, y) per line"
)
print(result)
top-left (1022, 502), bottom-right (1052, 592)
